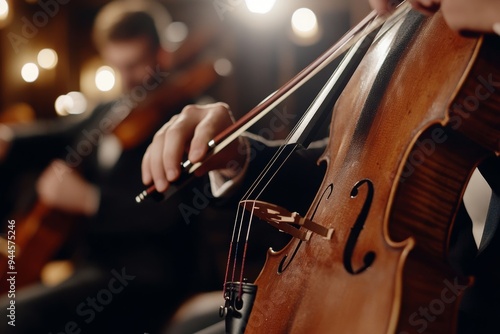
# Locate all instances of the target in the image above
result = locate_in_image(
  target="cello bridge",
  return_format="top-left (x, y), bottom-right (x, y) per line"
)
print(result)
top-left (240, 200), bottom-right (334, 240)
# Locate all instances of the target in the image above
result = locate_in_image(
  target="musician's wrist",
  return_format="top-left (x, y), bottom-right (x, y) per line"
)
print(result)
top-left (219, 137), bottom-right (249, 179)
top-left (209, 137), bottom-right (250, 198)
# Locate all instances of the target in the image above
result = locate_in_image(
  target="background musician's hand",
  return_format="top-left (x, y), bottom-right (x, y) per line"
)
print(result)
top-left (368, 0), bottom-right (500, 33)
top-left (141, 102), bottom-right (248, 193)
top-left (36, 160), bottom-right (100, 216)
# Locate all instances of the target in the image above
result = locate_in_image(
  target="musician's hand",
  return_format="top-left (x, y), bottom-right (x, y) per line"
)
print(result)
top-left (36, 160), bottom-right (100, 216)
top-left (368, 0), bottom-right (500, 33)
top-left (141, 102), bottom-right (248, 193)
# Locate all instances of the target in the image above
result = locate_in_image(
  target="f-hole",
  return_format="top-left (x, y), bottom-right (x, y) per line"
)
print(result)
top-left (343, 179), bottom-right (376, 274)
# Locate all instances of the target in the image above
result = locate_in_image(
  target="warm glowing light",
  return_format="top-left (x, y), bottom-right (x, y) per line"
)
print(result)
top-left (21, 63), bottom-right (39, 83)
top-left (95, 66), bottom-right (116, 92)
top-left (166, 21), bottom-right (188, 44)
top-left (0, 0), bottom-right (9, 21)
top-left (37, 48), bottom-right (58, 69)
top-left (80, 57), bottom-right (121, 101)
top-left (54, 92), bottom-right (87, 116)
top-left (245, 0), bottom-right (276, 14)
top-left (66, 91), bottom-right (87, 114)
top-left (55, 94), bottom-right (73, 116)
top-left (291, 8), bottom-right (318, 38)
top-left (213, 58), bottom-right (232, 77)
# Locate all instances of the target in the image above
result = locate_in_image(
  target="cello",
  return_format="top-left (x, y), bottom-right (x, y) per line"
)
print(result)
top-left (222, 4), bottom-right (500, 333)
top-left (138, 1), bottom-right (499, 332)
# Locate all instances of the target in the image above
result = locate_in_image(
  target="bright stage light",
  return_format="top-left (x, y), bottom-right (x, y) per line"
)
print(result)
top-left (291, 8), bottom-right (318, 39)
top-left (245, 0), bottom-right (276, 14)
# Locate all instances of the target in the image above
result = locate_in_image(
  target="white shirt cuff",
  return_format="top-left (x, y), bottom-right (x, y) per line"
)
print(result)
top-left (208, 137), bottom-right (250, 198)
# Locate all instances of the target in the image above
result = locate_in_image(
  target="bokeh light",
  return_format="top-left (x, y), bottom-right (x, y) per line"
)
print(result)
top-left (213, 58), bottom-right (233, 77)
top-left (37, 48), bottom-right (58, 69)
top-left (245, 0), bottom-right (276, 14)
top-left (95, 66), bottom-right (116, 92)
top-left (0, 0), bottom-right (9, 21)
top-left (21, 63), bottom-right (39, 83)
top-left (66, 91), bottom-right (88, 114)
top-left (291, 8), bottom-right (318, 39)
top-left (54, 91), bottom-right (88, 116)
top-left (55, 94), bottom-right (73, 116)
top-left (166, 21), bottom-right (189, 44)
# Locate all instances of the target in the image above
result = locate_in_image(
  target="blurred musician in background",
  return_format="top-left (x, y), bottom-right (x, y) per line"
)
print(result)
top-left (0, 1), bottom-right (224, 333)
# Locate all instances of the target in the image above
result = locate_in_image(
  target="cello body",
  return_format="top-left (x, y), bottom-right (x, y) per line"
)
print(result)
top-left (245, 10), bottom-right (499, 333)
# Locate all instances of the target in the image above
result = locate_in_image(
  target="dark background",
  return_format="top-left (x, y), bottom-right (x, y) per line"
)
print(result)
top-left (0, 0), bottom-right (371, 135)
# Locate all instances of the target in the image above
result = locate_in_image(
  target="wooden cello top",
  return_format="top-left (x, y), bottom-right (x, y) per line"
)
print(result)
top-left (243, 9), bottom-right (499, 333)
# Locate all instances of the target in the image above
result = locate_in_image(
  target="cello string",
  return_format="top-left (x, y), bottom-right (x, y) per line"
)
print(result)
top-left (228, 0), bottom-right (412, 207)
top-left (222, 1), bottom-right (412, 297)
top-left (229, 36), bottom-right (371, 296)
top-left (236, 146), bottom-right (299, 295)
top-left (234, 0), bottom-right (412, 225)
top-left (227, 2), bottom-right (412, 296)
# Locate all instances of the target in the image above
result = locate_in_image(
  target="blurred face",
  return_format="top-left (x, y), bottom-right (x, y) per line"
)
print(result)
top-left (101, 36), bottom-right (158, 92)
